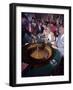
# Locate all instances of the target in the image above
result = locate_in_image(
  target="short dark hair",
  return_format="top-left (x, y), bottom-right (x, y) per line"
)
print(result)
top-left (59, 24), bottom-right (64, 28)
top-left (22, 13), bottom-right (28, 20)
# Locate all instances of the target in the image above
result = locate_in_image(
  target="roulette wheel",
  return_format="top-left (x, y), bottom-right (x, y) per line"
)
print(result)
top-left (22, 43), bottom-right (53, 64)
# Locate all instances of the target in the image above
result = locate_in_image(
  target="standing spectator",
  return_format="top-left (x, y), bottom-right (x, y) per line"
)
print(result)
top-left (51, 25), bottom-right (64, 57)
top-left (50, 21), bottom-right (57, 35)
top-left (56, 25), bottom-right (64, 56)
top-left (42, 26), bottom-right (55, 44)
top-left (36, 20), bottom-right (44, 34)
top-left (22, 14), bottom-right (32, 44)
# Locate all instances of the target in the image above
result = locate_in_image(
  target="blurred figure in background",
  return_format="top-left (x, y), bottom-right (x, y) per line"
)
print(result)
top-left (50, 21), bottom-right (57, 35)
top-left (52, 25), bottom-right (64, 56)
top-left (42, 25), bottom-right (55, 45)
top-left (36, 20), bottom-right (44, 34)
top-left (56, 25), bottom-right (64, 56)
top-left (22, 14), bottom-right (33, 44)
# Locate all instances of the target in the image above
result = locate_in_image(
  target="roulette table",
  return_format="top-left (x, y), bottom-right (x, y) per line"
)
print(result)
top-left (22, 43), bottom-right (62, 76)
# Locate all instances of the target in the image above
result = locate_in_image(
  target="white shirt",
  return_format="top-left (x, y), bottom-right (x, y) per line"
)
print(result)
top-left (56, 34), bottom-right (64, 56)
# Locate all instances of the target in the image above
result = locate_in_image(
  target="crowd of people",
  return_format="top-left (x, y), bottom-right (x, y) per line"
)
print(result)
top-left (22, 13), bottom-right (64, 56)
